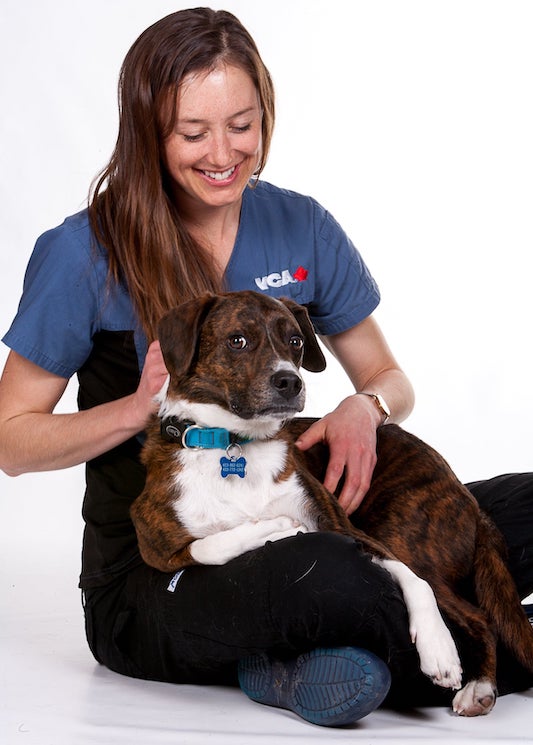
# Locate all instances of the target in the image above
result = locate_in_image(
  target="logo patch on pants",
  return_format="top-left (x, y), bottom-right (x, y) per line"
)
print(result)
top-left (167, 569), bottom-right (185, 593)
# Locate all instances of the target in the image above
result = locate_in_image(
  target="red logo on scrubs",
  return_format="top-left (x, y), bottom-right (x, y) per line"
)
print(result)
top-left (254, 266), bottom-right (309, 290)
top-left (293, 266), bottom-right (308, 282)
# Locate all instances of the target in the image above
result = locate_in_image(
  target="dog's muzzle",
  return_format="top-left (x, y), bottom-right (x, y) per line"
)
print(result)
top-left (270, 370), bottom-right (303, 401)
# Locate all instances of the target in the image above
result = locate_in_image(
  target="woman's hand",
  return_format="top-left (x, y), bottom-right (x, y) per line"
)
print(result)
top-left (295, 393), bottom-right (382, 515)
top-left (129, 340), bottom-right (169, 428)
top-left (294, 315), bottom-right (415, 514)
top-left (0, 342), bottom-right (169, 476)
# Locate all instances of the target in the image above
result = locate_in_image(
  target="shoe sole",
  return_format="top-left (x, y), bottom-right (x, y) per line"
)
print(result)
top-left (238, 646), bottom-right (391, 727)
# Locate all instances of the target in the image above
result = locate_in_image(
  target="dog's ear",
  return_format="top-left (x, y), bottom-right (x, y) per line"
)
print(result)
top-left (280, 298), bottom-right (326, 372)
top-left (157, 294), bottom-right (218, 378)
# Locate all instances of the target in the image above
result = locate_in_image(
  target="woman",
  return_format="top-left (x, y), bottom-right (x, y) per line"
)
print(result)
top-left (0, 8), bottom-right (531, 727)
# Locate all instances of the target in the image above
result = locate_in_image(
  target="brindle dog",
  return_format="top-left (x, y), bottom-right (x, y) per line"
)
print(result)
top-left (131, 291), bottom-right (533, 717)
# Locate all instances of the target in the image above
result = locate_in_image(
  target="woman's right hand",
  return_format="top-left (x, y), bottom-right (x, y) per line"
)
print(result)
top-left (0, 342), bottom-right (168, 477)
top-left (130, 340), bottom-right (169, 426)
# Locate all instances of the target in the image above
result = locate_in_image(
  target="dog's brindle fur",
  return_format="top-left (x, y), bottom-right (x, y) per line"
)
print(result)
top-left (131, 291), bottom-right (533, 717)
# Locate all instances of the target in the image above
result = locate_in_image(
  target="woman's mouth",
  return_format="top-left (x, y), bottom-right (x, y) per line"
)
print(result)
top-left (201, 165), bottom-right (237, 182)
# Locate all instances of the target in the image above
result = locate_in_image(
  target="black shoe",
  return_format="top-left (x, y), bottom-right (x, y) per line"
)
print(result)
top-left (238, 646), bottom-right (391, 727)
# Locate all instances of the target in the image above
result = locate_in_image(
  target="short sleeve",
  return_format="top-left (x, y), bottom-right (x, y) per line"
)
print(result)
top-left (2, 215), bottom-right (101, 378)
top-left (227, 182), bottom-right (380, 336)
top-left (305, 204), bottom-right (380, 336)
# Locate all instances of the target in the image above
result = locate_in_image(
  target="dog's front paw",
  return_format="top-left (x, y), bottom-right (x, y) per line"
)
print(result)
top-left (189, 518), bottom-right (307, 565)
top-left (262, 515), bottom-right (308, 543)
top-left (414, 622), bottom-right (463, 690)
top-left (452, 678), bottom-right (496, 716)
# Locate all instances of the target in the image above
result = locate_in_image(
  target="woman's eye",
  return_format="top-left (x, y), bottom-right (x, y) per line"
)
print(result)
top-left (231, 123), bottom-right (252, 134)
top-left (228, 335), bottom-right (247, 350)
top-left (183, 133), bottom-right (204, 143)
top-left (181, 124), bottom-right (251, 142)
top-left (289, 335), bottom-right (304, 351)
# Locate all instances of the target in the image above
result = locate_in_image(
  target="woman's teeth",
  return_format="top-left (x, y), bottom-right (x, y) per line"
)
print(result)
top-left (203, 166), bottom-right (236, 181)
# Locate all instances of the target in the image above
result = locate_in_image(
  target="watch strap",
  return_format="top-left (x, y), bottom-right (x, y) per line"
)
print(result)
top-left (358, 392), bottom-right (390, 425)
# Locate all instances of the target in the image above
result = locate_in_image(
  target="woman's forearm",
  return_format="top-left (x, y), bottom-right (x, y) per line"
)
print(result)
top-left (0, 343), bottom-right (168, 477)
top-left (321, 318), bottom-right (415, 425)
top-left (0, 393), bottom-right (148, 476)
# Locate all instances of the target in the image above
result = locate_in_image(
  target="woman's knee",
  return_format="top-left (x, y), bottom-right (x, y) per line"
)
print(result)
top-left (263, 531), bottom-right (406, 644)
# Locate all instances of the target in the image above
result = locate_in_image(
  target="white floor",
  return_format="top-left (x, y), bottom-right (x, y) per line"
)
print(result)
top-left (0, 467), bottom-right (531, 745)
top-left (2, 553), bottom-right (532, 745)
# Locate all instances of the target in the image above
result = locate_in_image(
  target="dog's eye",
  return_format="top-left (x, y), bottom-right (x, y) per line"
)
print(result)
top-left (228, 335), bottom-right (248, 350)
top-left (289, 335), bottom-right (304, 351)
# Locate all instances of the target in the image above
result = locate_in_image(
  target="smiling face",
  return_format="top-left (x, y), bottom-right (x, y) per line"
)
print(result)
top-left (163, 64), bottom-right (263, 213)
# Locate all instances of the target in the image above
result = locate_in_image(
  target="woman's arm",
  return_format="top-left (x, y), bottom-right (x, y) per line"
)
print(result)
top-left (0, 342), bottom-right (168, 477)
top-left (295, 315), bottom-right (414, 514)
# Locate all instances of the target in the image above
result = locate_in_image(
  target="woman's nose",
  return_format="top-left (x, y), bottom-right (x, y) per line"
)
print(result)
top-left (208, 130), bottom-right (232, 166)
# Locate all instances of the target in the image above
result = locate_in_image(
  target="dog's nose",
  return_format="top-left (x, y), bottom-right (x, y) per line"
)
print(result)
top-left (270, 370), bottom-right (302, 400)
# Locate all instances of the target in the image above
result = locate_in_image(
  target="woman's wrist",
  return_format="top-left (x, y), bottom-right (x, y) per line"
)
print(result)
top-left (356, 392), bottom-right (391, 426)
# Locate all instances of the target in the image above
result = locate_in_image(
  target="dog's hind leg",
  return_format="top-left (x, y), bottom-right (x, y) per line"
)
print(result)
top-left (452, 679), bottom-right (497, 717)
top-left (374, 558), bottom-right (463, 691)
top-left (426, 582), bottom-right (498, 716)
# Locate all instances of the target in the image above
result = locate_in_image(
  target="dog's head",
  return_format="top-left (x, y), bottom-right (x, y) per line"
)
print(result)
top-left (156, 291), bottom-right (326, 436)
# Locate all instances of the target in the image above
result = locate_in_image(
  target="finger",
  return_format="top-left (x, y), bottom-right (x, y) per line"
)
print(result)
top-left (294, 419), bottom-right (326, 451)
top-left (322, 454), bottom-right (347, 495)
top-left (336, 455), bottom-right (375, 514)
top-left (338, 482), bottom-right (367, 515)
top-left (146, 339), bottom-right (161, 356)
top-left (146, 340), bottom-right (166, 370)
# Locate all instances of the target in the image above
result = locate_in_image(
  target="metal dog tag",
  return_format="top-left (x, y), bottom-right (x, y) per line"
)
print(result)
top-left (220, 443), bottom-right (247, 478)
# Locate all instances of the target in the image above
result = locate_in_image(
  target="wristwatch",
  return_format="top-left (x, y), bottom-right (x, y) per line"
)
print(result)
top-left (359, 392), bottom-right (391, 425)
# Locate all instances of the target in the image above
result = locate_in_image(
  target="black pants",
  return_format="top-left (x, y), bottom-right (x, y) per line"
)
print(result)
top-left (466, 473), bottom-right (533, 598)
top-left (83, 473), bottom-right (533, 707)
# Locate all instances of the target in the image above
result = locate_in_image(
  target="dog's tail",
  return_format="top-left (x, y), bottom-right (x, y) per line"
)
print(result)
top-left (473, 511), bottom-right (533, 672)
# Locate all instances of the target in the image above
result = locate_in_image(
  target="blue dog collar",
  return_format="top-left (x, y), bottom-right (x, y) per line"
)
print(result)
top-left (160, 417), bottom-right (252, 450)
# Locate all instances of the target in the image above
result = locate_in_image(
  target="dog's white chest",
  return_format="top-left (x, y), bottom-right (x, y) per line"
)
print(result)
top-left (172, 440), bottom-right (310, 537)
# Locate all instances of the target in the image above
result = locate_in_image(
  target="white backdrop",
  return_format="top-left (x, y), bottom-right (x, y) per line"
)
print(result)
top-left (1, 0), bottom-right (532, 559)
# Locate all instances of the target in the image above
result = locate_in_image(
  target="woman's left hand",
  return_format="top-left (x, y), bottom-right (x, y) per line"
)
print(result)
top-left (294, 315), bottom-right (415, 514)
top-left (295, 393), bottom-right (382, 515)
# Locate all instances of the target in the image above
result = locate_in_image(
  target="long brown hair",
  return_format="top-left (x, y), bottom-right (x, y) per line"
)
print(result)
top-left (89, 8), bottom-right (275, 341)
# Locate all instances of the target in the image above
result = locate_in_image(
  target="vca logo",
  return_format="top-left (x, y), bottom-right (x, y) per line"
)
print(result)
top-left (254, 266), bottom-right (308, 290)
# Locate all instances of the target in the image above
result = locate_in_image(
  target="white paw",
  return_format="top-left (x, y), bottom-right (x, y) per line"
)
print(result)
top-left (263, 525), bottom-right (308, 543)
top-left (261, 515), bottom-right (299, 533)
top-left (452, 678), bottom-right (497, 716)
top-left (374, 559), bottom-right (463, 690)
top-left (189, 518), bottom-right (306, 565)
top-left (413, 619), bottom-right (463, 689)
top-left (262, 515), bottom-right (308, 543)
